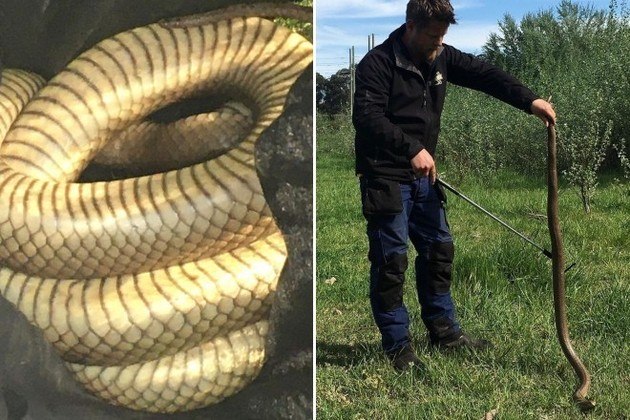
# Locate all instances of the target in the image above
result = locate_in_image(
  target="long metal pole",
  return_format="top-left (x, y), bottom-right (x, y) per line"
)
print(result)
top-left (351, 45), bottom-right (355, 95)
top-left (437, 178), bottom-right (553, 259)
top-left (349, 46), bottom-right (356, 115)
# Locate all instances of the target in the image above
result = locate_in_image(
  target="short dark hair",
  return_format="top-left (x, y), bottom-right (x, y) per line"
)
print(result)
top-left (406, 0), bottom-right (457, 25)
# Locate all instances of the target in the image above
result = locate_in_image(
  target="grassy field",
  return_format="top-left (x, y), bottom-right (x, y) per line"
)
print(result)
top-left (315, 116), bottom-right (630, 419)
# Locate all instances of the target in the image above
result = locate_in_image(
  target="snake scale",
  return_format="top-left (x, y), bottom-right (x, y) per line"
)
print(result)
top-left (546, 125), bottom-right (595, 411)
top-left (0, 3), bottom-right (312, 413)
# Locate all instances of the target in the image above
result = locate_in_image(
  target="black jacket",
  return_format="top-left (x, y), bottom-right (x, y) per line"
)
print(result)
top-left (353, 25), bottom-right (539, 181)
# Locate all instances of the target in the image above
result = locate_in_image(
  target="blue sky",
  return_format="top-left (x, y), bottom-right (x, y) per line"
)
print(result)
top-left (316, 0), bottom-right (613, 77)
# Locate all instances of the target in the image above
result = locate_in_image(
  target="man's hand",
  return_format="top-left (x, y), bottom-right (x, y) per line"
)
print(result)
top-left (531, 98), bottom-right (556, 126)
top-left (411, 149), bottom-right (437, 184)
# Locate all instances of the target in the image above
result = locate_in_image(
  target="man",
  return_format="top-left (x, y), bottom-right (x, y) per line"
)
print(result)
top-left (353, 0), bottom-right (556, 372)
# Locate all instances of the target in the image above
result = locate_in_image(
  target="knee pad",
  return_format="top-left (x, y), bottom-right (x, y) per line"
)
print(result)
top-left (376, 253), bottom-right (408, 311)
top-left (426, 241), bottom-right (454, 294)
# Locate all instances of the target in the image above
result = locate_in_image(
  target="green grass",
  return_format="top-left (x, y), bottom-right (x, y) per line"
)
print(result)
top-left (315, 116), bottom-right (630, 419)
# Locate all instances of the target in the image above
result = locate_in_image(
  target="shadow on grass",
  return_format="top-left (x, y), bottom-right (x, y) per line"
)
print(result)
top-left (316, 341), bottom-right (381, 367)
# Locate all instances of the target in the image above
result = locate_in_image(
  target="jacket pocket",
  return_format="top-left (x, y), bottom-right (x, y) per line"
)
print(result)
top-left (361, 178), bottom-right (403, 216)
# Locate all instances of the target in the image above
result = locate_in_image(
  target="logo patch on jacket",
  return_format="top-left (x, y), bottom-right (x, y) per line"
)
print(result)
top-left (433, 71), bottom-right (444, 86)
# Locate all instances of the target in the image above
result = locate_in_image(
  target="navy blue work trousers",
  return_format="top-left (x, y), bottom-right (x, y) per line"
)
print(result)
top-left (360, 176), bottom-right (460, 353)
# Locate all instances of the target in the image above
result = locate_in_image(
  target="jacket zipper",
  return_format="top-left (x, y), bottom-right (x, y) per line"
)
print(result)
top-left (423, 72), bottom-right (432, 136)
top-left (422, 60), bottom-right (439, 141)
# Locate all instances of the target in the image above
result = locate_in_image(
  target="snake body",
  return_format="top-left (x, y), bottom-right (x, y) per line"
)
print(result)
top-left (89, 101), bottom-right (255, 179)
top-left (546, 125), bottom-right (595, 411)
top-left (0, 4), bottom-right (312, 413)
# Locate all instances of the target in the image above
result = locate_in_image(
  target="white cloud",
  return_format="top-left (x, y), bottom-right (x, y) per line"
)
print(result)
top-left (452, 0), bottom-right (486, 12)
top-left (316, 24), bottom-right (395, 49)
top-left (317, 0), bottom-right (485, 20)
top-left (315, 20), bottom-right (500, 76)
top-left (445, 21), bottom-right (499, 52)
top-left (316, 21), bottom-right (498, 54)
top-left (317, 0), bottom-right (405, 20)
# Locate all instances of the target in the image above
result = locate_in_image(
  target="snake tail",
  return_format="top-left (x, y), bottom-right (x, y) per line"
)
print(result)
top-left (160, 3), bottom-right (313, 28)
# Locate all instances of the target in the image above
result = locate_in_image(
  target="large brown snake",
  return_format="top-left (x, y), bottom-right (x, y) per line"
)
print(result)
top-left (546, 125), bottom-right (595, 411)
top-left (0, 3), bottom-right (312, 413)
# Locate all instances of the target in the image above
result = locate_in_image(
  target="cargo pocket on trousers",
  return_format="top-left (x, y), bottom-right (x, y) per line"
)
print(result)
top-left (361, 178), bottom-right (403, 216)
top-left (435, 182), bottom-right (447, 204)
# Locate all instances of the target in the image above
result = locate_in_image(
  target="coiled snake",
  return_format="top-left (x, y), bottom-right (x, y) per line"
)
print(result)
top-left (0, 3), bottom-right (312, 413)
top-left (546, 125), bottom-right (595, 411)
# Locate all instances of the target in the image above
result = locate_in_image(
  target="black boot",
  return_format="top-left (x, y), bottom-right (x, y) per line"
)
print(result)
top-left (386, 344), bottom-right (423, 372)
top-left (431, 331), bottom-right (492, 350)
top-left (426, 317), bottom-right (492, 350)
